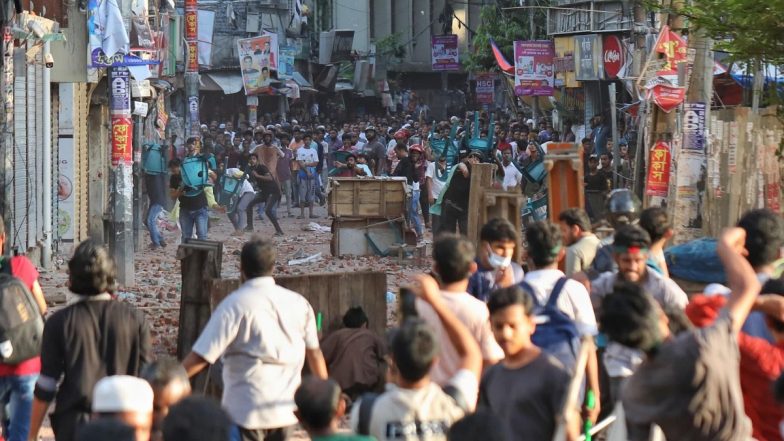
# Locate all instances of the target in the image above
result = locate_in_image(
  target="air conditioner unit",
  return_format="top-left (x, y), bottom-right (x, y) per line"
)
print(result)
top-left (319, 31), bottom-right (334, 65)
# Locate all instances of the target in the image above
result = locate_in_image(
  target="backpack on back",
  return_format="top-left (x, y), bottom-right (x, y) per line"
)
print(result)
top-left (0, 259), bottom-right (44, 364)
top-left (520, 277), bottom-right (580, 370)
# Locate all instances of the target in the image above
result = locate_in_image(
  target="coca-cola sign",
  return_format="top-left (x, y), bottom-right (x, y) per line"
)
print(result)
top-left (603, 35), bottom-right (625, 79)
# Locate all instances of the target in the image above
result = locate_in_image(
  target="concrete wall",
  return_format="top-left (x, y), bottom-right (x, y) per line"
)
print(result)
top-left (49, 1), bottom-right (88, 83)
top-left (334, 0), bottom-right (370, 54)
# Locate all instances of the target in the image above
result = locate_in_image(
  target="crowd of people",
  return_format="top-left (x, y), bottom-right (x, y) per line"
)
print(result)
top-left (2, 103), bottom-right (781, 441)
top-left (149, 110), bottom-right (633, 247)
top-left (0, 198), bottom-right (783, 440)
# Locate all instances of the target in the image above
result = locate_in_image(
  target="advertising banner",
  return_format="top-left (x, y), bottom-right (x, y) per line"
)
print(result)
top-left (647, 83), bottom-right (685, 113)
top-left (475, 72), bottom-right (495, 104)
top-left (513, 40), bottom-right (555, 96)
top-left (553, 37), bottom-right (577, 88)
top-left (602, 34), bottom-right (625, 79)
top-left (109, 67), bottom-right (131, 115)
top-left (238, 36), bottom-right (273, 95)
top-left (111, 116), bottom-right (133, 165)
top-left (186, 41), bottom-right (198, 73)
top-left (645, 141), bottom-right (672, 197)
top-left (574, 34), bottom-right (603, 81)
top-left (431, 35), bottom-right (460, 71)
top-left (654, 25), bottom-right (687, 77)
top-left (184, 9), bottom-right (197, 40)
top-left (262, 31), bottom-right (279, 70)
top-left (278, 46), bottom-right (296, 79)
top-left (682, 102), bottom-right (707, 151)
top-left (90, 50), bottom-right (159, 68)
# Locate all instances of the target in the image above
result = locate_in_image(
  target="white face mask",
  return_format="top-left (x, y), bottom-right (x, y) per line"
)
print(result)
top-left (487, 247), bottom-right (512, 269)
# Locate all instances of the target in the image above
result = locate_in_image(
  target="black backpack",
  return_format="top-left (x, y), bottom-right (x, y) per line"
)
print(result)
top-left (0, 258), bottom-right (44, 364)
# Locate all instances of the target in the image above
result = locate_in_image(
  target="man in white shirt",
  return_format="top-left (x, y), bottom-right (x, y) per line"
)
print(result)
top-left (224, 168), bottom-right (257, 237)
top-left (351, 273), bottom-right (482, 440)
top-left (296, 132), bottom-right (320, 219)
top-left (498, 148), bottom-right (522, 190)
top-left (183, 238), bottom-right (327, 441)
top-left (522, 221), bottom-right (601, 423)
top-left (416, 235), bottom-right (503, 387)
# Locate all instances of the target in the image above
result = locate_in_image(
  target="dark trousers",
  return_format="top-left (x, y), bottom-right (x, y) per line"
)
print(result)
top-left (50, 410), bottom-right (90, 441)
top-left (239, 426), bottom-right (292, 441)
top-left (419, 182), bottom-right (430, 226)
top-left (438, 202), bottom-right (468, 236)
top-left (247, 193), bottom-right (284, 234)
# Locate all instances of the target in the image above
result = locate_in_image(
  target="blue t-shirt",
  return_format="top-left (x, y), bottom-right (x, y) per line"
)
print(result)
top-left (467, 259), bottom-right (525, 302)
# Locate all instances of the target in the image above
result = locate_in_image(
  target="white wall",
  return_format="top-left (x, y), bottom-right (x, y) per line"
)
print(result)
top-left (334, 0), bottom-right (370, 53)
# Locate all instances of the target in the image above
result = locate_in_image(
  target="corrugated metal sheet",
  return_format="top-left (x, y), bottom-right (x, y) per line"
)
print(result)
top-left (9, 43), bottom-right (48, 253)
top-left (76, 83), bottom-right (90, 242)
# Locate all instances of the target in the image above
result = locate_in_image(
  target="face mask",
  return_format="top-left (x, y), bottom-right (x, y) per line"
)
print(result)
top-left (487, 247), bottom-right (512, 269)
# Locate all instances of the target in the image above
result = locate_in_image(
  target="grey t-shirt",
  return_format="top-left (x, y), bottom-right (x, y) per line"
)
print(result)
top-left (622, 312), bottom-right (753, 441)
top-left (478, 352), bottom-right (570, 440)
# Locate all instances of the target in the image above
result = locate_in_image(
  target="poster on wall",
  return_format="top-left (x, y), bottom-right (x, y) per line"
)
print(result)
top-left (58, 138), bottom-right (75, 241)
top-left (111, 116), bottom-right (133, 165)
top-left (431, 35), bottom-right (460, 71)
top-left (237, 36), bottom-right (273, 95)
top-left (109, 67), bottom-right (131, 115)
top-left (682, 102), bottom-right (707, 151)
top-left (278, 46), bottom-right (296, 79)
top-left (513, 40), bottom-right (555, 96)
top-left (574, 34), bottom-right (603, 81)
top-left (645, 141), bottom-right (671, 197)
top-left (262, 31), bottom-right (279, 71)
top-left (475, 72), bottom-right (495, 104)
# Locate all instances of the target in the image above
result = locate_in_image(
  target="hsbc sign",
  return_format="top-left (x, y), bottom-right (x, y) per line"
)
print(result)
top-left (603, 35), bottom-right (625, 79)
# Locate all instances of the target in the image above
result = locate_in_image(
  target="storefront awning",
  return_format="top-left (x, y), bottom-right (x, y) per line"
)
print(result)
top-left (200, 72), bottom-right (244, 94)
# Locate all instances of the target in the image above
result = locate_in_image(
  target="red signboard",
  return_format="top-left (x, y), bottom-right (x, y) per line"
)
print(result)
top-left (648, 84), bottom-right (685, 113)
top-left (184, 10), bottom-right (198, 40)
top-left (111, 116), bottom-right (133, 166)
top-left (186, 41), bottom-right (198, 72)
top-left (645, 141), bottom-right (671, 197)
top-left (654, 25), bottom-right (687, 77)
top-left (603, 35), bottom-right (624, 79)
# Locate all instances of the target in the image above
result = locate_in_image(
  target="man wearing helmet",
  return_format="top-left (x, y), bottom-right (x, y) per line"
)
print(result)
top-left (585, 188), bottom-right (643, 279)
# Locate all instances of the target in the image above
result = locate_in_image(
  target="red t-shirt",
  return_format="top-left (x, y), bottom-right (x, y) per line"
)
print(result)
top-left (738, 334), bottom-right (784, 441)
top-left (0, 256), bottom-right (42, 376)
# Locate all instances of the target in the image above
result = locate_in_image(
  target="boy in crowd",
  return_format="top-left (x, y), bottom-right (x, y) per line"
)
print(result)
top-left (600, 227), bottom-right (760, 441)
top-left (162, 397), bottom-right (233, 441)
top-left (521, 221), bottom-right (600, 421)
top-left (417, 234), bottom-right (503, 387)
top-left (558, 208), bottom-right (601, 276)
top-left (296, 132), bottom-right (320, 219)
top-left (467, 218), bottom-right (525, 302)
top-left (295, 377), bottom-right (373, 441)
top-left (480, 286), bottom-right (576, 441)
top-left (638, 207), bottom-right (674, 277)
top-left (350, 274), bottom-right (482, 440)
top-left (91, 375), bottom-right (154, 441)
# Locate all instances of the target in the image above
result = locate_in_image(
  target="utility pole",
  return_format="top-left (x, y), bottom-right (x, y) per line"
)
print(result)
top-left (631, 0), bottom-right (647, 198)
top-left (184, 0), bottom-right (199, 138)
top-left (529, 1), bottom-right (539, 121)
top-left (109, 66), bottom-right (135, 286)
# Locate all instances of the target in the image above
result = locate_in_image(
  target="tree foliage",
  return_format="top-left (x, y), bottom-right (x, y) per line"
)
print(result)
top-left (463, 2), bottom-right (547, 73)
top-left (671, 0), bottom-right (784, 64)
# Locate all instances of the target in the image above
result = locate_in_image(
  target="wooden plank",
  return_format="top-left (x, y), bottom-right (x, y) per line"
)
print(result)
top-left (467, 163), bottom-right (497, 243)
top-left (545, 143), bottom-right (584, 222)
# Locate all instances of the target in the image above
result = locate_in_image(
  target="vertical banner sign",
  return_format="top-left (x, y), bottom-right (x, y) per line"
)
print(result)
top-left (654, 25), bottom-right (688, 78)
top-left (247, 96), bottom-right (259, 127)
top-left (574, 34), bottom-right (603, 81)
top-left (58, 138), bottom-right (75, 241)
top-left (475, 73), bottom-right (495, 105)
top-left (513, 40), bottom-right (555, 96)
top-left (431, 35), bottom-right (459, 71)
top-left (110, 67), bottom-right (133, 165)
top-left (278, 46), bottom-right (296, 79)
top-left (645, 141), bottom-right (671, 197)
top-left (238, 36), bottom-right (272, 95)
top-left (184, 0), bottom-right (199, 138)
top-left (682, 102), bottom-right (707, 151)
